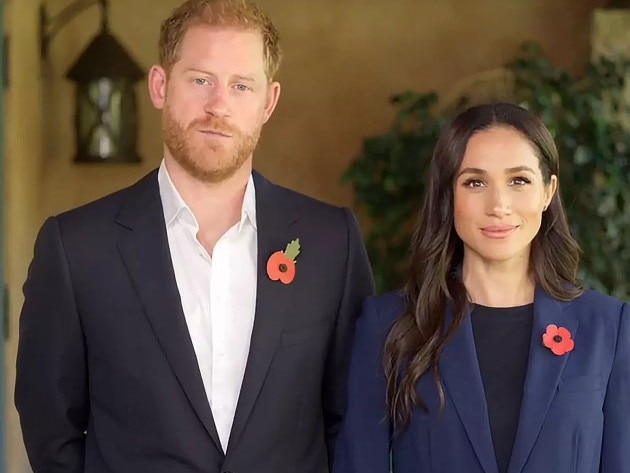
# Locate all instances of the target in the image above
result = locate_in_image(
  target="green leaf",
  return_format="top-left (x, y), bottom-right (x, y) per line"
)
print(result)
top-left (284, 239), bottom-right (301, 261)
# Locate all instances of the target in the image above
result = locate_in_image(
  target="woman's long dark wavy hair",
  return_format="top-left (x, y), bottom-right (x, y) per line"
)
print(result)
top-left (384, 102), bottom-right (583, 430)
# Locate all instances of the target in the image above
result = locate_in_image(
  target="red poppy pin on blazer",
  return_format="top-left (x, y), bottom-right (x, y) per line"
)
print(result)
top-left (542, 324), bottom-right (575, 356)
top-left (266, 239), bottom-right (301, 284)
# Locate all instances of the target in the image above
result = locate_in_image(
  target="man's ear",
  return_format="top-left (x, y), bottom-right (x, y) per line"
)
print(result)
top-left (148, 65), bottom-right (168, 110)
top-left (262, 81), bottom-right (281, 123)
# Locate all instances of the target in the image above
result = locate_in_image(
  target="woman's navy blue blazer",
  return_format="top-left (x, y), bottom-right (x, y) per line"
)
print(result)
top-left (333, 288), bottom-right (630, 473)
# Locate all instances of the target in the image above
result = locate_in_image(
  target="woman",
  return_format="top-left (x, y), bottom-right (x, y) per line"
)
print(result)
top-left (333, 103), bottom-right (629, 473)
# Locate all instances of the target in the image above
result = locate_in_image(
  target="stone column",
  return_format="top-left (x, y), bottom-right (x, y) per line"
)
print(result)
top-left (591, 8), bottom-right (630, 127)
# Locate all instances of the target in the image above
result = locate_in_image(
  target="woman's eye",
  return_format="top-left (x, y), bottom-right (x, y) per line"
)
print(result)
top-left (463, 179), bottom-right (484, 188)
top-left (511, 176), bottom-right (531, 186)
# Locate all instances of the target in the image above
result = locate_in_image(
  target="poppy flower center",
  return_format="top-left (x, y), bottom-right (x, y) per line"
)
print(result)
top-left (279, 263), bottom-right (288, 273)
top-left (553, 335), bottom-right (563, 343)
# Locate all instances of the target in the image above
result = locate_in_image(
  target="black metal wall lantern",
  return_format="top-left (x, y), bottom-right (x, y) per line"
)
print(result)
top-left (40, 0), bottom-right (145, 163)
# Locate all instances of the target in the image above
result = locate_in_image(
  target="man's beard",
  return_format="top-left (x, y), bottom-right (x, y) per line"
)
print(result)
top-left (163, 104), bottom-right (261, 183)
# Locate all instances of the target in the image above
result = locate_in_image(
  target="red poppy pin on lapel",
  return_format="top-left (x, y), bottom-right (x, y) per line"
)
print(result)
top-left (542, 324), bottom-right (575, 356)
top-left (266, 239), bottom-right (301, 284)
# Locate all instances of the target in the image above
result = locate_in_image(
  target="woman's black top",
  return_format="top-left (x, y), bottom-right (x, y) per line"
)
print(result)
top-left (471, 303), bottom-right (533, 473)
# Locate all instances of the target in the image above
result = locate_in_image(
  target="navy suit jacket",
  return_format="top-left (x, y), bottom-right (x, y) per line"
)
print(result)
top-left (15, 170), bottom-right (375, 473)
top-left (333, 288), bottom-right (630, 473)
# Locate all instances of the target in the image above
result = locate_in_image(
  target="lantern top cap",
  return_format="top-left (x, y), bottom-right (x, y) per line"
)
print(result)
top-left (66, 29), bottom-right (145, 82)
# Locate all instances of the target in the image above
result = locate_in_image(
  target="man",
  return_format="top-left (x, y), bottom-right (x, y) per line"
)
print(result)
top-left (14, 1), bottom-right (374, 472)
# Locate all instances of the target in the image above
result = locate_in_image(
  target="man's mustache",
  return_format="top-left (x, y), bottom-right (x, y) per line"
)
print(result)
top-left (189, 117), bottom-right (240, 136)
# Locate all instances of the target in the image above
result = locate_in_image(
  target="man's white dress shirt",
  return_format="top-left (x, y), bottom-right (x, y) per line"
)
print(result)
top-left (158, 161), bottom-right (258, 452)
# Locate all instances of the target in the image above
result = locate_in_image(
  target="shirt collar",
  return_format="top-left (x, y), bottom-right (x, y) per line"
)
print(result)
top-left (240, 172), bottom-right (257, 231)
top-left (158, 160), bottom-right (257, 232)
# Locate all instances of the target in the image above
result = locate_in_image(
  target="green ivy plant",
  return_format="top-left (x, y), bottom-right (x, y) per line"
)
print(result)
top-left (344, 42), bottom-right (630, 299)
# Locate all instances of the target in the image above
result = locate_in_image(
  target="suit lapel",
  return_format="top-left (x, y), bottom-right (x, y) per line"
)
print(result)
top-left (440, 305), bottom-right (499, 473)
top-left (115, 171), bottom-right (222, 452)
top-left (226, 172), bottom-right (300, 454)
top-left (507, 288), bottom-right (577, 473)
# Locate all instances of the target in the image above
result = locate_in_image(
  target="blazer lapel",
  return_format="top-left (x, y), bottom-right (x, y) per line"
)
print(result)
top-left (226, 172), bottom-right (300, 454)
top-left (440, 305), bottom-right (499, 473)
top-left (507, 288), bottom-right (578, 473)
top-left (115, 171), bottom-right (223, 452)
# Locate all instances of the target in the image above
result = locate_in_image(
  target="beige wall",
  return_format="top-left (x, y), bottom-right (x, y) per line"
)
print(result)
top-left (4, 0), bottom-right (605, 471)
top-left (39, 0), bottom-right (606, 214)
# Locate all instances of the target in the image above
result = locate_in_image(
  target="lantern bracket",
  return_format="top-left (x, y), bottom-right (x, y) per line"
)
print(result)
top-left (40, 0), bottom-right (108, 61)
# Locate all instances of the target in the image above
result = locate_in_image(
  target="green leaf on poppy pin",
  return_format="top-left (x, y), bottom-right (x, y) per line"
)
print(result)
top-left (284, 239), bottom-right (301, 261)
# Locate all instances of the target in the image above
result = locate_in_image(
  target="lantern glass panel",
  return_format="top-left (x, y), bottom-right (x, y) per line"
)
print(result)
top-left (74, 77), bottom-right (140, 163)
